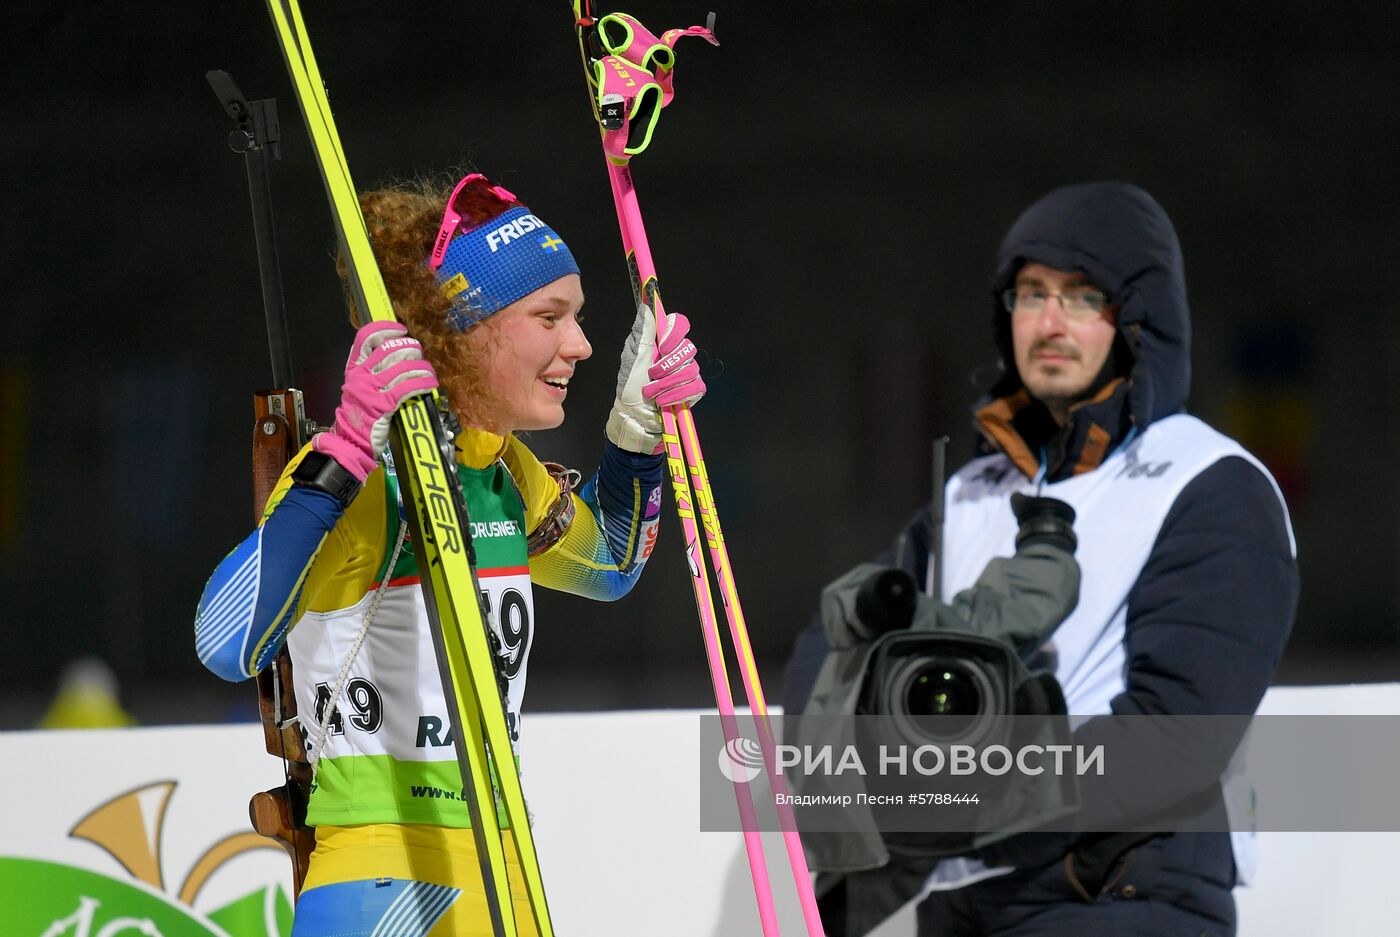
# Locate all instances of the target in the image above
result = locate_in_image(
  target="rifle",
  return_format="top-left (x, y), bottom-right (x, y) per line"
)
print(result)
top-left (207, 68), bottom-right (318, 898)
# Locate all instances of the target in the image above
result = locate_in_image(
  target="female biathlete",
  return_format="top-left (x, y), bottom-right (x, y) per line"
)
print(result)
top-left (194, 173), bottom-right (705, 935)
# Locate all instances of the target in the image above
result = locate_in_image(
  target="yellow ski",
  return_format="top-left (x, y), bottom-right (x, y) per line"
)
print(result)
top-left (262, 2), bottom-right (555, 934)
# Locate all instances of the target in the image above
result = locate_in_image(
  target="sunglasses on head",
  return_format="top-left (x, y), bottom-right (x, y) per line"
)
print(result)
top-left (429, 173), bottom-right (518, 271)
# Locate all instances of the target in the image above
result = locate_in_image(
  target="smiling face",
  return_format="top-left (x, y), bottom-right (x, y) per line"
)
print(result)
top-left (1009, 263), bottom-right (1120, 425)
top-left (456, 274), bottom-right (591, 434)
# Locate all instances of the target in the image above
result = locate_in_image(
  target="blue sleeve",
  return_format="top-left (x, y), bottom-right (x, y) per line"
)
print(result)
top-left (193, 486), bottom-right (343, 682)
top-left (586, 441), bottom-right (665, 572)
top-left (528, 441), bottom-right (664, 601)
top-left (1117, 457), bottom-right (1297, 716)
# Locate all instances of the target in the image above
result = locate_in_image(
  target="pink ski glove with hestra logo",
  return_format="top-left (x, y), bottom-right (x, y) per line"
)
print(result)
top-left (644, 311), bottom-right (705, 408)
top-left (606, 304), bottom-right (706, 454)
top-left (312, 321), bottom-right (439, 482)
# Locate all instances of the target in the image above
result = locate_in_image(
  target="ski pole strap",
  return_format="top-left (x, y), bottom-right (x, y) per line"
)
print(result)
top-left (591, 55), bottom-right (663, 160)
top-left (588, 11), bottom-right (719, 160)
top-left (596, 12), bottom-right (718, 104)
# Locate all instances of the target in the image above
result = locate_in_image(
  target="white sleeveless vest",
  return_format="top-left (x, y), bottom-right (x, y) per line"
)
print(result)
top-left (924, 414), bottom-right (1295, 891)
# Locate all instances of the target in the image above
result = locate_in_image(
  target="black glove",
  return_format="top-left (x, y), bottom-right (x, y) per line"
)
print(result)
top-left (1065, 831), bottom-right (1158, 900)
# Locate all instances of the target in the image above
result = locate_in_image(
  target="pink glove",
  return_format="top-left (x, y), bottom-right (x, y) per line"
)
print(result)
top-left (313, 321), bottom-right (439, 482)
top-left (644, 311), bottom-right (706, 408)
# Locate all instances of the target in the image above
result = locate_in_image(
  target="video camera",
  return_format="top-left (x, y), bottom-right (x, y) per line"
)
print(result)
top-left (791, 493), bottom-right (1083, 935)
top-left (843, 494), bottom-right (1076, 742)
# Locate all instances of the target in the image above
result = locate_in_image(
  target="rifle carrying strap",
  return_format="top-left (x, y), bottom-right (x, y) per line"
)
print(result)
top-left (526, 461), bottom-right (581, 557)
top-left (307, 520), bottom-right (409, 767)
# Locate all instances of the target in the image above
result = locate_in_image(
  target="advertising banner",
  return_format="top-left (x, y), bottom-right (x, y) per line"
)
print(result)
top-left (0, 725), bottom-right (291, 937)
top-left (3, 693), bottom-right (1398, 936)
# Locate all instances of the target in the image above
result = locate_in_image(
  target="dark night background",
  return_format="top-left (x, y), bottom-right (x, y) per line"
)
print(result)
top-left (2, 1), bottom-right (1397, 727)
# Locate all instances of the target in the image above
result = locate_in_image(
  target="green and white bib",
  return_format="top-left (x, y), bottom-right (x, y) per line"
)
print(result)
top-left (287, 458), bottom-right (534, 828)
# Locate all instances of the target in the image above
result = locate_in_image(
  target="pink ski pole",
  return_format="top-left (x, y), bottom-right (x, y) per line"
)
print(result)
top-left (609, 140), bottom-right (828, 937)
top-left (569, 5), bottom-right (827, 934)
top-left (606, 163), bottom-right (782, 936)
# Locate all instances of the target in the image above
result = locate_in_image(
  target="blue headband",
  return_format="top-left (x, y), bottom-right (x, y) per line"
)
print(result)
top-left (435, 206), bottom-right (581, 330)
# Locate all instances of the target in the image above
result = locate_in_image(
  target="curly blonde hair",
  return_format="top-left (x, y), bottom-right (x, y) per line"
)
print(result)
top-left (338, 175), bottom-right (518, 429)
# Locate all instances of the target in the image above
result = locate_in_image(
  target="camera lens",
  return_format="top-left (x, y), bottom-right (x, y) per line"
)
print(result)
top-left (905, 663), bottom-right (982, 723)
top-left (882, 654), bottom-right (1000, 747)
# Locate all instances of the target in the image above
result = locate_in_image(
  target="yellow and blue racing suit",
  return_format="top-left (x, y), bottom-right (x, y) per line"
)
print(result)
top-left (195, 428), bottom-right (663, 935)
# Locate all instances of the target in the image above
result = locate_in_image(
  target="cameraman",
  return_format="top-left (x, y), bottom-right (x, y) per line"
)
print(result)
top-left (784, 182), bottom-right (1298, 936)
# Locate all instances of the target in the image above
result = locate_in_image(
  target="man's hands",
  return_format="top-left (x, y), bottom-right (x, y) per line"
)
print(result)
top-left (606, 303), bottom-right (707, 454)
top-left (313, 321), bottom-right (439, 482)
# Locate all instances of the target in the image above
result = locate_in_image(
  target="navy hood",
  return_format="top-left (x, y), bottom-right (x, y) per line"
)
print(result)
top-left (976, 182), bottom-right (1191, 480)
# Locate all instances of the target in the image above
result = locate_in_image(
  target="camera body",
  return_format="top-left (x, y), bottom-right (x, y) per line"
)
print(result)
top-left (792, 494), bottom-right (1083, 930)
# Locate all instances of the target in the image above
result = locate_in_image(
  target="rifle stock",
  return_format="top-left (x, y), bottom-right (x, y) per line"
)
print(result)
top-left (249, 387), bottom-right (314, 895)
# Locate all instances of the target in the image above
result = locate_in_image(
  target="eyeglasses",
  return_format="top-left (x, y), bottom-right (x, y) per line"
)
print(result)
top-left (1001, 284), bottom-right (1110, 319)
top-left (429, 173), bottom-right (518, 271)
